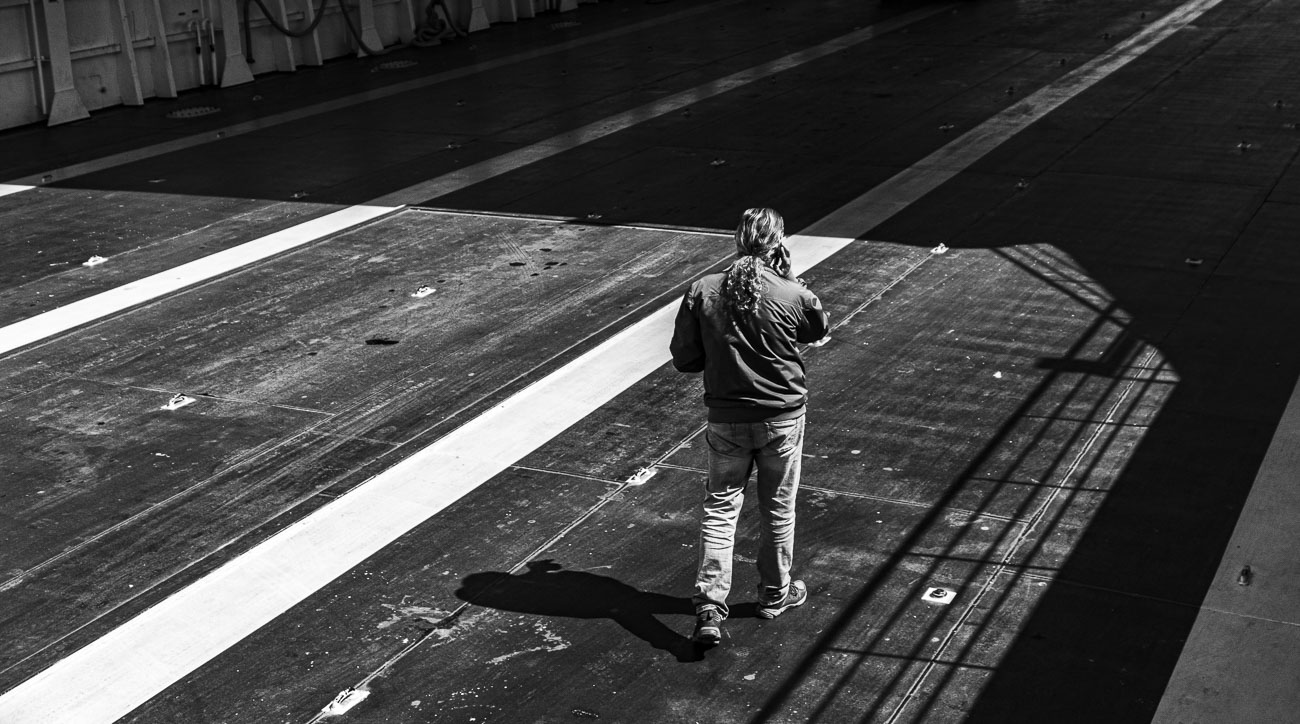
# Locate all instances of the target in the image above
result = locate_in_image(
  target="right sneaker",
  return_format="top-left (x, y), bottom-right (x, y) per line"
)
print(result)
top-left (757, 580), bottom-right (807, 619)
top-left (693, 608), bottom-right (724, 645)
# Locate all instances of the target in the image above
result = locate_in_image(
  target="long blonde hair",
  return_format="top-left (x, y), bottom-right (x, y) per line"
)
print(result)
top-left (721, 208), bottom-right (784, 314)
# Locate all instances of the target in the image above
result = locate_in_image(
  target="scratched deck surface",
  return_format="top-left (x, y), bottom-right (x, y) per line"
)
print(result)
top-left (2, 0), bottom-right (1300, 722)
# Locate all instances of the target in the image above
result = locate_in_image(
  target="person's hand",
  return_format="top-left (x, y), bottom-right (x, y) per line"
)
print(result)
top-left (770, 244), bottom-right (796, 280)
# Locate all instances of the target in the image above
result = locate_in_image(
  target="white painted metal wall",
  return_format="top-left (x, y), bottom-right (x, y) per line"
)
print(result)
top-left (0, 0), bottom-right (592, 131)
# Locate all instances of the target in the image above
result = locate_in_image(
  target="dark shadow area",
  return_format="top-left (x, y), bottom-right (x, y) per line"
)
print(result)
top-left (950, 251), bottom-right (1300, 720)
top-left (455, 559), bottom-right (707, 663)
top-left (742, 206), bottom-right (1300, 722)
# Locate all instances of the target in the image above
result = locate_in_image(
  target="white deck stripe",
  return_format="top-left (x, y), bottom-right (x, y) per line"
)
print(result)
top-left (805, 0), bottom-right (1224, 238)
top-left (0, 206), bottom-right (396, 356)
top-left (2, 0), bottom-right (748, 188)
top-left (0, 5), bottom-right (948, 357)
top-left (0, 0), bottom-right (1223, 720)
top-left (0, 184), bottom-right (33, 198)
top-left (368, 3), bottom-right (956, 206)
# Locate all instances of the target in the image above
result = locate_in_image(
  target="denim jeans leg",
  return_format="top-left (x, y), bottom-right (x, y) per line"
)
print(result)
top-left (755, 416), bottom-right (804, 604)
top-left (694, 423), bottom-right (755, 618)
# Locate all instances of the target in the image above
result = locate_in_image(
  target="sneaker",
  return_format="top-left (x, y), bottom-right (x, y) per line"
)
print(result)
top-left (757, 580), bottom-right (807, 619)
top-left (693, 608), bottom-right (724, 644)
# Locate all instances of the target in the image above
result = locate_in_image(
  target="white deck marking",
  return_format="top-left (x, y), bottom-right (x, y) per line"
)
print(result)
top-left (0, 4), bottom-right (948, 357)
top-left (0, 0), bottom-right (1224, 720)
top-left (367, 4), bottom-right (956, 206)
top-left (0, 206), bottom-right (396, 356)
top-left (804, 0), bottom-right (1224, 238)
top-left (0, 184), bottom-right (33, 198)
top-left (1, 0), bottom-right (748, 188)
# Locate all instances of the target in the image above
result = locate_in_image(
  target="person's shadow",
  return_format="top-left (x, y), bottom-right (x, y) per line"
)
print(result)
top-left (455, 559), bottom-right (730, 663)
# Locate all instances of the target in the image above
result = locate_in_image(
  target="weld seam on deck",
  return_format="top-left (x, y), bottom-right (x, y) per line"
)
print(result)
top-left (509, 465), bottom-right (623, 486)
top-left (966, 475), bottom-right (1115, 491)
top-left (409, 205), bottom-right (734, 238)
top-left (655, 462), bottom-right (707, 474)
top-left (1014, 570), bottom-right (1208, 611)
top-left (307, 431), bottom-right (403, 448)
top-left (1194, 608), bottom-right (1300, 629)
top-left (800, 484), bottom-right (1017, 523)
top-left (824, 647), bottom-right (1001, 670)
top-left (82, 380), bottom-right (337, 416)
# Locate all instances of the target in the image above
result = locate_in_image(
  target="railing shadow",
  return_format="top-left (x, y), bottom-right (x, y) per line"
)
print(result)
top-left (748, 242), bottom-right (1200, 722)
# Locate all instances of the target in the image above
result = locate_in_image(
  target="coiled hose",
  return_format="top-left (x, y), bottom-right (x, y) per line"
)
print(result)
top-left (241, 0), bottom-right (417, 59)
top-left (413, 0), bottom-right (467, 46)
top-left (242, 0), bottom-right (467, 59)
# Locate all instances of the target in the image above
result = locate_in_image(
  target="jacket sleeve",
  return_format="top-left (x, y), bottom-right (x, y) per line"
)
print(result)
top-left (670, 288), bottom-right (705, 373)
top-left (795, 289), bottom-right (830, 344)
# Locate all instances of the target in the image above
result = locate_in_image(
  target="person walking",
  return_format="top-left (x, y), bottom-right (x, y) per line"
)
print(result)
top-left (669, 207), bottom-right (830, 645)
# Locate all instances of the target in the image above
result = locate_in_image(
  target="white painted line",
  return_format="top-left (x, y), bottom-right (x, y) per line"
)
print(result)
top-left (0, 206), bottom-right (396, 356)
top-left (0, 1), bottom-right (1223, 720)
top-left (0, 184), bottom-right (33, 198)
top-left (804, 0), bottom-right (1226, 239)
top-left (0, 4), bottom-right (948, 357)
top-left (3, 0), bottom-right (749, 189)
top-left (368, 3), bottom-right (955, 206)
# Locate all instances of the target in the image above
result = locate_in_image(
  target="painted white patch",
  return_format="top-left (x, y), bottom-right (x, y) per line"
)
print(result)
top-left (375, 604), bottom-right (450, 630)
top-left (486, 622), bottom-right (570, 665)
top-left (0, 184), bottom-right (34, 198)
top-left (160, 394), bottom-right (195, 411)
top-left (626, 467), bottom-right (657, 486)
top-left (923, 587), bottom-right (957, 605)
top-left (319, 687), bottom-right (370, 717)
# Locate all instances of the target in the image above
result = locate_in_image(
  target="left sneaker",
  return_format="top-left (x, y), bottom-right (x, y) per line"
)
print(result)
top-left (693, 608), bottom-right (724, 644)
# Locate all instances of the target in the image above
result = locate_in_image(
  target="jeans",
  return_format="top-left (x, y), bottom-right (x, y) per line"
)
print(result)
top-left (694, 415), bottom-right (804, 618)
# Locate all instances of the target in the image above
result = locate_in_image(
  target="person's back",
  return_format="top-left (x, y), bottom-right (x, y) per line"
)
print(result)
top-left (672, 265), bottom-right (826, 421)
top-left (669, 207), bottom-right (829, 646)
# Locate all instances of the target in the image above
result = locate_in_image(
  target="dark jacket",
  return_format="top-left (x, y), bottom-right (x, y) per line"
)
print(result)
top-left (670, 267), bottom-right (829, 422)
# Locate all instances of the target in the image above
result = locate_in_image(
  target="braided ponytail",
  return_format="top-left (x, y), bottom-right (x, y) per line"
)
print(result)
top-left (721, 207), bottom-right (785, 315)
